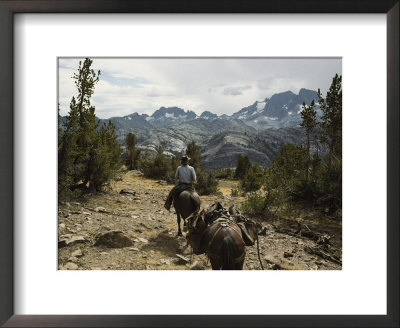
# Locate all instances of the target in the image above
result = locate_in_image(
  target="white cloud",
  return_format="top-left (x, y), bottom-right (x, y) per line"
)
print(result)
top-left (58, 58), bottom-right (341, 118)
top-left (222, 85), bottom-right (252, 96)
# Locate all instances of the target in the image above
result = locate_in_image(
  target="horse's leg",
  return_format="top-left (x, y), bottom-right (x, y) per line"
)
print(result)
top-left (236, 259), bottom-right (245, 270)
top-left (177, 212), bottom-right (182, 236)
top-left (210, 259), bottom-right (221, 270)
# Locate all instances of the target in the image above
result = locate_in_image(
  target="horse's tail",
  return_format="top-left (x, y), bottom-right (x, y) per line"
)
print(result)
top-left (221, 235), bottom-right (235, 270)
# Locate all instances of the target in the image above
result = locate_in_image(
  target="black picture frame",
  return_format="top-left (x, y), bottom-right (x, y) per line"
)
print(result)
top-left (0, 1), bottom-right (398, 327)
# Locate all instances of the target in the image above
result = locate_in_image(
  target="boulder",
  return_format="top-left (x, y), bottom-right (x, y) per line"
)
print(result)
top-left (94, 231), bottom-right (133, 248)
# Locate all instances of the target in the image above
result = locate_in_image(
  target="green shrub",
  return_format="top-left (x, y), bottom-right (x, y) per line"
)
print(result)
top-left (231, 188), bottom-right (239, 197)
top-left (241, 193), bottom-right (267, 216)
top-left (214, 168), bottom-right (234, 179)
top-left (195, 171), bottom-right (219, 195)
top-left (239, 163), bottom-right (264, 192)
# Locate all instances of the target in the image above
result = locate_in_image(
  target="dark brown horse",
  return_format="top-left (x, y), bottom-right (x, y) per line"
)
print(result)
top-left (173, 190), bottom-right (200, 236)
top-left (186, 212), bottom-right (246, 270)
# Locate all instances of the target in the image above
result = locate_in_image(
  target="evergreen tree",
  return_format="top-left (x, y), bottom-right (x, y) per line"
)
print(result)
top-left (317, 74), bottom-right (342, 210)
top-left (88, 120), bottom-right (122, 190)
top-left (125, 133), bottom-right (141, 170)
top-left (318, 74), bottom-right (342, 171)
top-left (58, 58), bottom-right (121, 196)
top-left (71, 59), bottom-right (101, 188)
top-left (234, 154), bottom-right (252, 179)
top-left (240, 162), bottom-right (264, 192)
top-left (185, 141), bottom-right (202, 172)
top-left (300, 99), bottom-right (317, 182)
top-left (169, 156), bottom-right (180, 177)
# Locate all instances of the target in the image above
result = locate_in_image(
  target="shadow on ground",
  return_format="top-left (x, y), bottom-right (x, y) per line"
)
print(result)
top-left (142, 230), bottom-right (189, 257)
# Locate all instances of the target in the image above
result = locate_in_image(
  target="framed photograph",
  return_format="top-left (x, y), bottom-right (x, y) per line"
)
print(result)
top-left (1, 1), bottom-right (398, 327)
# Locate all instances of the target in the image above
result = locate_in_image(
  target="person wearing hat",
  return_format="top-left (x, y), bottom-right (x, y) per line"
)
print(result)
top-left (164, 155), bottom-right (197, 211)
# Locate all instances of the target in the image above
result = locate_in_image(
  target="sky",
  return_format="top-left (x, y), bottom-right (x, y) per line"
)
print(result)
top-left (58, 58), bottom-right (342, 119)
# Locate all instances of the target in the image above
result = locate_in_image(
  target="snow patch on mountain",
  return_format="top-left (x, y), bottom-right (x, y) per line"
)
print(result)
top-left (256, 101), bottom-right (265, 112)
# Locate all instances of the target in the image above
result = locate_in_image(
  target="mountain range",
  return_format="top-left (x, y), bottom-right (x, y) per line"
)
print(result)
top-left (61, 89), bottom-right (320, 169)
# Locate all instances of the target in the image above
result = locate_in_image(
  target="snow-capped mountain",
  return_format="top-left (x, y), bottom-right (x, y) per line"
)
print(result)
top-left (199, 111), bottom-right (218, 120)
top-left (147, 107), bottom-right (197, 127)
top-left (60, 88), bottom-right (324, 168)
top-left (231, 88), bottom-right (320, 129)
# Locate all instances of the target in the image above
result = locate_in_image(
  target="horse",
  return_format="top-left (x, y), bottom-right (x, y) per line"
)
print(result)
top-left (186, 211), bottom-right (246, 270)
top-left (173, 189), bottom-right (201, 236)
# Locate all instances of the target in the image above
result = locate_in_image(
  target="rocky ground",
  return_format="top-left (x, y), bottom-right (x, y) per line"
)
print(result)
top-left (58, 171), bottom-right (342, 270)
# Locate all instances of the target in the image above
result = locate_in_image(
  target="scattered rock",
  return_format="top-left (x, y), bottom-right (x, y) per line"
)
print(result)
top-left (129, 170), bottom-right (143, 176)
top-left (58, 235), bottom-right (88, 248)
top-left (137, 237), bottom-right (149, 244)
top-left (128, 247), bottom-right (139, 251)
top-left (131, 215), bottom-right (139, 219)
top-left (284, 252), bottom-right (294, 258)
top-left (176, 254), bottom-right (190, 264)
top-left (71, 249), bottom-right (83, 257)
top-left (68, 256), bottom-right (78, 262)
top-left (272, 263), bottom-right (283, 270)
top-left (82, 212), bottom-right (91, 216)
top-left (94, 207), bottom-right (107, 213)
top-left (94, 231), bottom-right (133, 248)
top-left (264, 257), bottom-right (274, 264)
top-left (59, 223), bottom-right (65, 229)
top-left (159, 259), bottom-right (171, 265)
top-left (120, 189), bottom-right (136, 196)
top-left (63, 262), bottom-right (78, 270)
top-left (188, 261), bottom-right (204, 270)
top-left (70, 211), bottom-right (82, 215)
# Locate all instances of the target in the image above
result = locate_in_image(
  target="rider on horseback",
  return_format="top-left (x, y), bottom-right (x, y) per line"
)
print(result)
top-left (164, 155), bottom-right (197, 211)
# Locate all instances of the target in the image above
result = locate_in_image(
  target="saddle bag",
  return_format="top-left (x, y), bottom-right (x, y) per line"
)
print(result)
top-left (236, 220), bottom-right (258, 246)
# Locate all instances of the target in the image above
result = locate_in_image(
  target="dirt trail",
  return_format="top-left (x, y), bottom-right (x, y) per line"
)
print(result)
top-left (58, 171), bottom-right (342, 270)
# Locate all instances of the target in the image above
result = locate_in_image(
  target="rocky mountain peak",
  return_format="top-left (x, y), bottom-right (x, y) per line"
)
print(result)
top-left (200, 111), bottom-right (218, 120)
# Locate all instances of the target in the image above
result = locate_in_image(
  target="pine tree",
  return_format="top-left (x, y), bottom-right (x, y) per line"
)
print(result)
top-left (58, 58), bottom-right (121, 196)
top-left (240, 163), bottom-right (263, 192)
top-left (125, 133), bottom-right (141, 170)
top-left (300, 99), bottom-right (317, 183)
top-left (317, 74), bottom-right (342, 210)
top-left (186, 141), bottom-right (202, 172)
top-left (318, 74), bottom-right (342, 171)
top-left (234, 154), bottom-right (252, 179)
